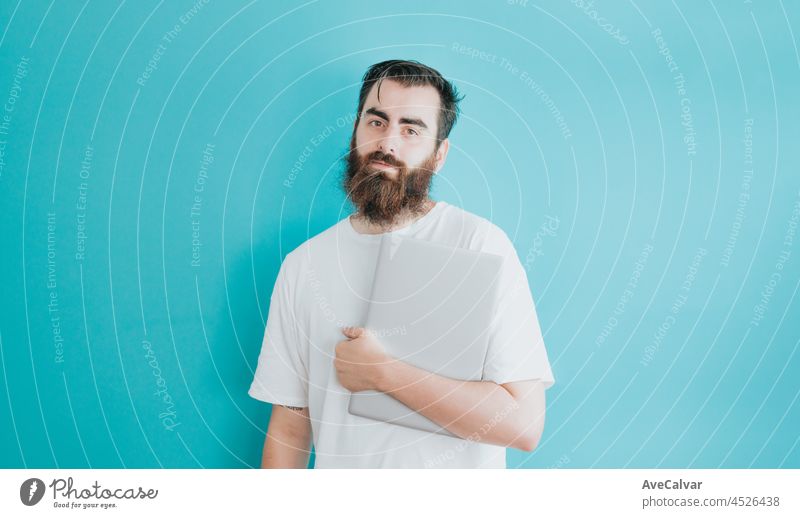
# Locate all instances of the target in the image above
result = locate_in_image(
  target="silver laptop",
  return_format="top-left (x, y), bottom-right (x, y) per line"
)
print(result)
top-left (347, 233), bottom-right (504, 437)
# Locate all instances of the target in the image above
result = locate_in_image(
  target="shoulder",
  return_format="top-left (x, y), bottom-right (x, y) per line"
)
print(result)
top-left (276, 218), bottom-right (348, 281)
top-left (438, 203), bottom-right (517, 258)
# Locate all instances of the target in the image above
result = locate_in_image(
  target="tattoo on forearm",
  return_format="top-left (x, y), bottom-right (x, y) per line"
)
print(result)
top-left (281, 405), bottom-right (305, 411)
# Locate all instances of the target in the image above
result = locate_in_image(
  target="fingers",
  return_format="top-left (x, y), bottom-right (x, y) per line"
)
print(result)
top-left (341, 326), bottom-right (364, 339)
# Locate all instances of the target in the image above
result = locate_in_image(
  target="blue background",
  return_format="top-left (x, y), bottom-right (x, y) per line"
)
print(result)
top-left (1, 0), bottom-right (799, 468)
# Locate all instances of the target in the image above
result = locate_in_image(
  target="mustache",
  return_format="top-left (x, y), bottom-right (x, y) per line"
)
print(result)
top-left (366, 151), bottom-right (404, 169)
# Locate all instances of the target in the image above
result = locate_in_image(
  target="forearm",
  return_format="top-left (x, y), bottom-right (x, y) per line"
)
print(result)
top-left (262, 432), bottom-right (311, 468)
top-left (375, 360), bottom-right (529, 449)
top-left (261, 406), bottom-right (312, 468)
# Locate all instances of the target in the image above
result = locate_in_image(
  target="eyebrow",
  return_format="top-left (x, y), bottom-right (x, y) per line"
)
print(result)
top-left (364, 107), bottom-right (429, 130)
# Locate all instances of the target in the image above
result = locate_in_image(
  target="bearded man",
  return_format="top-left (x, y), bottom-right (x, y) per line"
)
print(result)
top-left (249, 59), bottom-right (554, 468)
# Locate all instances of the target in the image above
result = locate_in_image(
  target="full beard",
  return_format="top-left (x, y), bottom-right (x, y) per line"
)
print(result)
top-left (342, 139), bottom-right (437, 229)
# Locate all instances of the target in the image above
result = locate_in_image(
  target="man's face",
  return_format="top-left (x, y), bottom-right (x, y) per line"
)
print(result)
top-left (343, 79), bottom-right (449, 227)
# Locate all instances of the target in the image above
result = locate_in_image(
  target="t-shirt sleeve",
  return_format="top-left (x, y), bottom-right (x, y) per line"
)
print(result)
top-left (248, 258), bottom-right (309, 407)
top-left (481, 229), bottom-right (555, 388)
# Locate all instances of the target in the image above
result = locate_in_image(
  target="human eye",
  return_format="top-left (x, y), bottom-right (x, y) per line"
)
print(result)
top-left (368, 119), bottom-right (383, 127)
top-left (405, 127), bottom-right (419, 136)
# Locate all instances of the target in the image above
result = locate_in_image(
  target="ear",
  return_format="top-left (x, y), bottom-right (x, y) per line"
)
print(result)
top-left (433, 138), bottom-right (450, 174)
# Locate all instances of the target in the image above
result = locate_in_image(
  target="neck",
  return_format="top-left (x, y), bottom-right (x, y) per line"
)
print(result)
top-left (350, 199), bottom-right (436, 235)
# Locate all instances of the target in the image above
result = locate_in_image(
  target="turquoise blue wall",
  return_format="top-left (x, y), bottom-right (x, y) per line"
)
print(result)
top-left (1, 0), bottom-right (798, 468)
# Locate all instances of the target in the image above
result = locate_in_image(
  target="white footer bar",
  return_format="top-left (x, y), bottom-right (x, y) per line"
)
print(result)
top-left (2, 469), bottom-right (797, 517)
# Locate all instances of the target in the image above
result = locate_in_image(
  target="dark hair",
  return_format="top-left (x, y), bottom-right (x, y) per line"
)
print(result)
top-left (355, 59), bottom-right (464, 147)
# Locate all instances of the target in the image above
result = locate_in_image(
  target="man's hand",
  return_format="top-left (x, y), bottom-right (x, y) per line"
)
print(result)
top-left (334, 326), bottom-right (392, 392)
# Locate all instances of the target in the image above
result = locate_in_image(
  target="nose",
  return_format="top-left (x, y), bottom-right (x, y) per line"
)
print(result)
top-left (377, 132), bottom-right (400, 156)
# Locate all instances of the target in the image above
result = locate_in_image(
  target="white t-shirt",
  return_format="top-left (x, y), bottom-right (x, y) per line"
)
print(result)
top-left (249, 200), bottom-right (554, 468)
